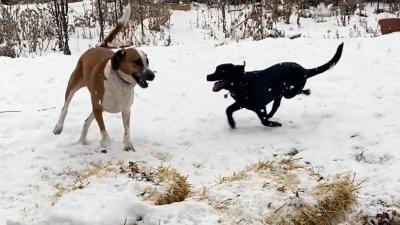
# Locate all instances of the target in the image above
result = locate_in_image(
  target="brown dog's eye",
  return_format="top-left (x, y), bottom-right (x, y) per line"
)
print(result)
top-left (134, 59), bottom-right (144, 67)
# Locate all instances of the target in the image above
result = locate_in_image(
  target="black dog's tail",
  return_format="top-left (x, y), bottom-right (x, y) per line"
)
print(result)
top-left (306, 43), bottom-right (344, 78)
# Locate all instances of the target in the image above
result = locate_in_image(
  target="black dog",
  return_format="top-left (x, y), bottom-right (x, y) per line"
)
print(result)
top-left (207, 43), bottom-right (343, 129)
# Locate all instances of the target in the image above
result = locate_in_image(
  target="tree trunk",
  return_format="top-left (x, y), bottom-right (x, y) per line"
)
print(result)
top-left (285, 3), bottom-right (292, 24)
top-left (97, 0), bottom-right (105, 41)
top-left (139, 0), bottom-right (145, 44)
top-left (297, 13), bottom-right (300, 26)
top-left (114, 0), bottom-right (118, 24)
top-left (118, 0), bottom-right (123, 15)
top-left (377, 0), bottom-right (380, 13)
top-left (52, 0), bottom-right (63, 50)
top-left (60, 0), bottom-right (71, 55)
top-left (51, 0), bottom-right (70, 54)
top-left (221, 0), bottom-right (227, 37)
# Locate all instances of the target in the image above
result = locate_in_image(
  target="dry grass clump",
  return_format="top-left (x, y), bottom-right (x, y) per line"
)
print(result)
top-left (51, 161), bottom-right (114, 205)
top-left (217, 158), bottom-right (311, 189)
top-left (193, 188), bottom-right (230, 213)
top-left (202, 157), bottom-right (362, 225)
top-left (152, 165), bottom-right (191, 205)
top-left (51, 161), bottom-right (191, 206)
top-left (265, 175), bottom-right (362, 225)
top-left (52, 184), bottom-right (70, 205)
top-left (218, 160), bottom-right (274, 184)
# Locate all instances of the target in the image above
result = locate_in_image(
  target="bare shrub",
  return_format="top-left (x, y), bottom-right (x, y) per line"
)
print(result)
top-left (0, 3), bottom-right (60, 57)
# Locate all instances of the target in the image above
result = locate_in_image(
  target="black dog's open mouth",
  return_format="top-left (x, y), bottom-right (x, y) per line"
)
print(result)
top-left (213, 80), bottom-right (228, 92)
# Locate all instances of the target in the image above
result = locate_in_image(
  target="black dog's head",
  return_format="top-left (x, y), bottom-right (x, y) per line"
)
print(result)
top-left (207, 63), bottom-right (245, 92)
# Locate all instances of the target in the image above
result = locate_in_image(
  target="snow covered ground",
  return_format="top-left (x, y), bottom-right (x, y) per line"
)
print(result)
top-left (1, 7), bottom-right (400, 225)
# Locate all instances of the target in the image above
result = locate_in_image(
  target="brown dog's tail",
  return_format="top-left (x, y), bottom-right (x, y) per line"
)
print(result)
top-left (98, 3), bottom-right (131, 48)
top-left (306, 43), bottom-right (343, 78)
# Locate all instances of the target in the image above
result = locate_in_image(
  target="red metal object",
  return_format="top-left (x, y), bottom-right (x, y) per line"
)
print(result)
top-left (378, 18), bottom-right (400, 35)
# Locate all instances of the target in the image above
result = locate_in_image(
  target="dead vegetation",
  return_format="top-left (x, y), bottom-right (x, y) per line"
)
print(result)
top-left (51, 161), bottom-right (115, 205)
top-left (196, 0), bottom-right (396, 41)
top-left (0, 0), bottom-right (173, 57)
top-left (361, 210), bottom-right (400, 225)
top-left (47, 155), bottom-right (374, 225)
top-left (0, 4), bottom-right (59, 57)
top-left (218, 157), bottom-right (320, 189)
top-left (119, 162), bottom-right (191, 205)
top-left (51, 161), bottom-right (191, 206)
top-left (152, 165), bottom-right (191, 205)
top-left (265, 174), bottom-right (362, 225)
top-left (191, 157), bottom-right (363, 225)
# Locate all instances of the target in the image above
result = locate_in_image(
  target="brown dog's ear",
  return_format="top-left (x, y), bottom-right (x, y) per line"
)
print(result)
top-left (111, 50), bottom-right (126, 70)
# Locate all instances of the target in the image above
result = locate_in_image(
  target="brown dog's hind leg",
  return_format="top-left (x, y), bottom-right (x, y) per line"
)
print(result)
top-left (79, 112), bottom-right (94, 145)
top-left (90, 93), bottom-right (110, 148)
top-left (53, 61), bottom-right (84, 135)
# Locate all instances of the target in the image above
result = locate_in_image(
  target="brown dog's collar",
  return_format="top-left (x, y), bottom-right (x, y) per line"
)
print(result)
top-left (116, 71), bottom-right (135, 85)
top-left (131, 73), bottom-right (142, 84)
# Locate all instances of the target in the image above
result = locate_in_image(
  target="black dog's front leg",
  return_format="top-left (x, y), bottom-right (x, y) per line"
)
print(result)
top-left (256, 107), bottom-right (282, 127)
top-left (226, 102), bottom-right (242, 129)
top-left (267, 97), bottom-right (282, 119)
top-left (301, 89), bottom-right (311, 96)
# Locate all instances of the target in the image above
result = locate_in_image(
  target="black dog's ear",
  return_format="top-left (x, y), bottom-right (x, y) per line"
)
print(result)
top-left (111, 50), bottom-right (126, 70)
top-left (235, 64), bottom-right (245, 73)
top-left (240, 61), bottom-right (246, 71)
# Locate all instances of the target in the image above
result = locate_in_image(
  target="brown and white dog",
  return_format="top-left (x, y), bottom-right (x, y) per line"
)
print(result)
top-left (53, 4), bottom-right (155, 151)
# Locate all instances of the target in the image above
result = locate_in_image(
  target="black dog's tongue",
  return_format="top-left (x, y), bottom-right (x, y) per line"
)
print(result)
top-left (213, 81), bottom-right (225, 92)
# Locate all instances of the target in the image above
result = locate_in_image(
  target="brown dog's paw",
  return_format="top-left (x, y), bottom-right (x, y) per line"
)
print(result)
top-left (53, 125), bottom-right (63, 135)
top-left (124, 144), bottom-right (136, 152)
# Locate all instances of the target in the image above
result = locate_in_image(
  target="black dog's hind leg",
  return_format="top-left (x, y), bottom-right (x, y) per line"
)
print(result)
top-left (256, 106), bottom-right (282, 127)
top-left (267, 97), bottom-right (282, 119)
top-left (226, 102), bottom-right (242, 129)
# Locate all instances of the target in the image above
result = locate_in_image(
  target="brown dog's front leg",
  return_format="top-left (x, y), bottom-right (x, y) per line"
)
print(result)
top-left (122, 109), bottom-right (134, 151)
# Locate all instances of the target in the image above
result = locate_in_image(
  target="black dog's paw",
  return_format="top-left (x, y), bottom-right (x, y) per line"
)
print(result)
top-left (301, 89), bottom-right (311, 96)
top-left (227, 117), bottom-right (236, 129)
top-left (263, 121), bottom-right (282, 127)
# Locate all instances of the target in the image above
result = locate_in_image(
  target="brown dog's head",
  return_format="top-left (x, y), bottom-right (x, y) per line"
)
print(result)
top-left (111, 48), bottom-right (155, 88)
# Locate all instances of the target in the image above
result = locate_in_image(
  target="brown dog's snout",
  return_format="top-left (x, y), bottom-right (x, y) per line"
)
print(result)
top-left (143, 69), bottom-right (155, 81)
